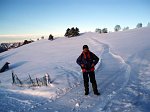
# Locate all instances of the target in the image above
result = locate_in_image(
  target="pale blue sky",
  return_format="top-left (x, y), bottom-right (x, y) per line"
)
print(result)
top-left (0, 0), bottom-right (150, 37)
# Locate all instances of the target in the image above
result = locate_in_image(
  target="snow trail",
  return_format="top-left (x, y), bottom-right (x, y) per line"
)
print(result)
top-left (28, 37), bottom-right (132, 112)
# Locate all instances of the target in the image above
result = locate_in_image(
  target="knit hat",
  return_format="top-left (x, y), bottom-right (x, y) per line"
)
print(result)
top-left (83, 45), bottom-right (89, 49)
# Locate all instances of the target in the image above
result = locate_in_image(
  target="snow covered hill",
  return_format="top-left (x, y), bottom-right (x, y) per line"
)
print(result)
top-left (0, 27), bottom-right (150, 112)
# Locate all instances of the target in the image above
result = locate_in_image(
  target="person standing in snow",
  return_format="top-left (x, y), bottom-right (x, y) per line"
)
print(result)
top-left (76, 45), bottom-right (100, 95)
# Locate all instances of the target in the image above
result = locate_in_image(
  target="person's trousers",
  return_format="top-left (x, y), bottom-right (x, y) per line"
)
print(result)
top-left (83, 71), bottom-right (99, 93)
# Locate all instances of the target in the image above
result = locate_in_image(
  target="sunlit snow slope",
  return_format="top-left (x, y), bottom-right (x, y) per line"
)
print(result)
top-left (0, 27), bottom-right (150, 112)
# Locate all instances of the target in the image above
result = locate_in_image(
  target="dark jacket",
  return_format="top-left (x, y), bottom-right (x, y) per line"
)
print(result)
top-left (76, 51), bottom-right (99, 72)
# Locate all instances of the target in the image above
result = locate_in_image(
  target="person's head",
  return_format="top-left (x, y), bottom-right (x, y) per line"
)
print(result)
top-left (83, 45), bottom-right (89, 53)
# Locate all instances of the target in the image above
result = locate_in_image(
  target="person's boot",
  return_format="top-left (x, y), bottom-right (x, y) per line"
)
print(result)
top-left (84, 87), bottom-right (89, 95)
top-left (94, 91), bottom-right (100, 96)
top-left (85, 91), bottom-right (89, 95)
top-left (92, 82), bottom-right (100, 95)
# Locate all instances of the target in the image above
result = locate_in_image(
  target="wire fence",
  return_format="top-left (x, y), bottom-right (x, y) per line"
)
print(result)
top-left (12, 71), bottom-right (52, 87)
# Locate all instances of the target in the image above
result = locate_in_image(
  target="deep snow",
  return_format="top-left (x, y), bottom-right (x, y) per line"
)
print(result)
top-left (0, 27), bottom-right (150, 112)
